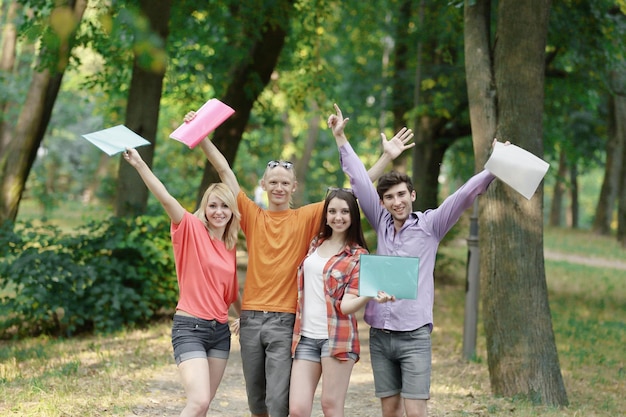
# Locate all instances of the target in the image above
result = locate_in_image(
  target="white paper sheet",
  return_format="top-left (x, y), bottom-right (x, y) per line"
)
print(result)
top-left (82, 125), bottom-right (151, 156)
top-left (484, 142), bottom-right (550, 200)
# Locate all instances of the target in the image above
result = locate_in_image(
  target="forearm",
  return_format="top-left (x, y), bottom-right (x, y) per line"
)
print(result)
top-left (367, 153), bottom-right (394, 182)
top-left (231, 293), bottom-right (242, 317)
top-left (340, 295), bottom-right (372, 314)
top-left (333, 130), bottom-right (349, 147)
top-left (131, 160), bottom-right (183, 221)
top-left (198, 139), bottom-right (240, 194)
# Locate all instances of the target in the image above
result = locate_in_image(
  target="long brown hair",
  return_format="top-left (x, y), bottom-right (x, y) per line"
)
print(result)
top-left (317, 189), bottom-right (369, 251)
top-left (193, 183), bottom-right (240, 250)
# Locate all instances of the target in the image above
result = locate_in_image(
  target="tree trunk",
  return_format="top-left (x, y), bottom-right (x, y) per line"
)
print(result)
top-left (0, 0), bottom-right (87, 224)
top-left (615, 90), bottom-right (626, 245)
top-left (592, 98), bottom-right (620, 234)
top-left (549, 149), bottom-right (566, 227)
top-left (0, 0), bottom-right (19, 154)
top-left (196, 0), bottom-right (295, 208)
top-left (411, 121), bottom-right (447, 211)
top-left (465, 0), bottom-right (568, 406)
top-left (115, 0), bottom-right (172, 217)
top-left (288, 100), bottom-right (319, 207)
top-left (82, 153), bottom-right (112, 204)
top-left (568, 163), bottom-right (579, 228)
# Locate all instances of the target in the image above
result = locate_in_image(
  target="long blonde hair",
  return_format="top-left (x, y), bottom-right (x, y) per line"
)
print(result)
top-left (193, 183), bottom-right (240, 250)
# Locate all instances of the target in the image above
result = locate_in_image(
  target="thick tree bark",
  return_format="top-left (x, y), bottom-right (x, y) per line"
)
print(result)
top-left (196, 0), bottom-right (295, 208)
top-left (464, 0), bottom-right (495, 166)
top-left (465, 0), bottom-right (568, 406)
top-left (0, 0), bottom-right (87, 224)
top-left (115, 0), bottom-right (172, 217)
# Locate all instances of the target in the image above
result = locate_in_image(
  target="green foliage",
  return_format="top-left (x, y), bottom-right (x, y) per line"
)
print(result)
top-left (0, 216), bottom-right (177, 338)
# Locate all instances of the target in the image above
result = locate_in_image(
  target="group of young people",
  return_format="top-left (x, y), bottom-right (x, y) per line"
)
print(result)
top-left (122, 103), bottom-right (500, 417)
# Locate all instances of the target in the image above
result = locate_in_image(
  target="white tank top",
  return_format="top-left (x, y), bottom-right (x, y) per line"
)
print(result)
top-left (301, 248), bottom-right (330, 339)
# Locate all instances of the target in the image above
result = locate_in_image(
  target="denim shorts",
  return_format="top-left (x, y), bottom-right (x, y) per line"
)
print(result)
top-left (171, 314), bottom-right (230, 365)
top-left (294, 335), bottom-right (358, 362)
top-left (369, 326), bottom-right (432, 400)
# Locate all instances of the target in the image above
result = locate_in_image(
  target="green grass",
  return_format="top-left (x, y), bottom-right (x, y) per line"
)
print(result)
top-left (543, 225), bottom-right (625, 260)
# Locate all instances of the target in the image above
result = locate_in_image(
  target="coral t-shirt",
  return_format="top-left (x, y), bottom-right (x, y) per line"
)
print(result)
top-left (238, 191), bottom-right (324, 313)
top-left (171, 212), bottom-right (238, 323)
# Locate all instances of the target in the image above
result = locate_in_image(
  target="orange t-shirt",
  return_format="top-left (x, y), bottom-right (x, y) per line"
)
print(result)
top-left (171, 212), bottom-right (238, 323)
top-left (238, 191), bottom-right (324, 313)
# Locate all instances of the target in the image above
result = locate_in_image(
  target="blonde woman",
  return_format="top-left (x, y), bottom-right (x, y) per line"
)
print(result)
top-left (123, 148), bottom-right (241, 417)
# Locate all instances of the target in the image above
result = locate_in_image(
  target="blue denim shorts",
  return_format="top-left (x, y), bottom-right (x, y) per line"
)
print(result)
top-left (294, 335), bottom-right (358, 362)
top-left (171, 314), bottom-right (231, 365)
top-left (369, 326), bottom-right (432, 399)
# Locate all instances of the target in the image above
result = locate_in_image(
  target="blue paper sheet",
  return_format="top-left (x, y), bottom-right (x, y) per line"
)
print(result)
top-left (359, 254), bottom-right (420, 300)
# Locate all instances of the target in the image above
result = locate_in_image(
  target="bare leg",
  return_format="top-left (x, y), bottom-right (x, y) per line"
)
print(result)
top-left (380, 394), bottom-right (403, 417)
top-left (289, 359), bottom-right (322, 417)
top-left (403, 398), bottom-right (427, 417)
top-left (319, 357), bottom-right (355, 417)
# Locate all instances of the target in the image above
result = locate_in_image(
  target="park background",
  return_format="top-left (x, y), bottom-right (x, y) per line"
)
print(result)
top-left (1, 0), bottom-right (625, 416)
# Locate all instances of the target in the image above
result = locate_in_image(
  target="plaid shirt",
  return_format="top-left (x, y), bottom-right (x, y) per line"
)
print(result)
top-left (291, 236), bottom-right (368, 361)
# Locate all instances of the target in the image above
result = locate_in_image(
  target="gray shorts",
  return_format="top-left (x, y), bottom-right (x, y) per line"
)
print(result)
top-left (369, 326), bottom-right (432, 400)
top-left (239, 310), bottom-right (295, 417)
top-left (171, 314), bottom-right (230, 365)
top-left (294, 335), bottom-right (358, 362)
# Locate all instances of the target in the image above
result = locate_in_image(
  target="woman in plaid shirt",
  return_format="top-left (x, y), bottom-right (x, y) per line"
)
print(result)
top-left (289, 188), bottom-right (394, 417)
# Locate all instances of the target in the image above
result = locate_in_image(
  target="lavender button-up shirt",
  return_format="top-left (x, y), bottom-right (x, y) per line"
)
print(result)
top-left (340, 142), bottom-right (495, 332)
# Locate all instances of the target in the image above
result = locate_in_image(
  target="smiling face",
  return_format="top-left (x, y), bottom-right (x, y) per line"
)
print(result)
top-left (326, 197), bottom-right (352, 235)
top-left (261, 166), bottom-right (297, 211)
top-left (204, 194), bottom-right (233, 232)
top-left (381, 182), bottom-right (416, 228)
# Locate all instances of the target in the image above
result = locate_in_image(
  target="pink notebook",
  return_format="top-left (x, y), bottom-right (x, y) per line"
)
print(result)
top-left (169, 99), bottom-right (235, 148)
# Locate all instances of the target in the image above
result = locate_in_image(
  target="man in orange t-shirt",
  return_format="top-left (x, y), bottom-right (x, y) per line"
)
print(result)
top-left (193, 109), bottom-right (396, 417)
top-left (200, 132), bottom-right (321, 417)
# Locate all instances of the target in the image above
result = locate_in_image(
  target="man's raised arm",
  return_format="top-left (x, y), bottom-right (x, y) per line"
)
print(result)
top-left (327, 103), bottom-right (414, 182)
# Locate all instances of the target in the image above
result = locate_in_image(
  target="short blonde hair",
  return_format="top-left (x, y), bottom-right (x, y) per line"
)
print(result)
top-left (193, 183), bottom-right (240, 250)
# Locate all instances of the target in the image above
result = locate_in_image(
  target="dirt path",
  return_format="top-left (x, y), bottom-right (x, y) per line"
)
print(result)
top-left (544, 249), bottom-right (626, 270)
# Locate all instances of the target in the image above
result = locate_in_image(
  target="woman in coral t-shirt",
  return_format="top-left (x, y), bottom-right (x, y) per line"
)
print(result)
top-left (124, 148), bottom-right (241, 417)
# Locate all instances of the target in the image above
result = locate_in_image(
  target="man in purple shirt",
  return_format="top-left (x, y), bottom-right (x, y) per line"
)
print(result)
top-left (328, 104), bottom-right (497, 417)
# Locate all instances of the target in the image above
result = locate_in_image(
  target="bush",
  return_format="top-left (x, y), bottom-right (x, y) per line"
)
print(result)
top-left (0, 216), bottom-right (177, 338)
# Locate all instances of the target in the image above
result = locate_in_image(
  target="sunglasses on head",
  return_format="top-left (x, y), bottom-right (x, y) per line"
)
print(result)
top-left (267, 160), bottom-right (294, 169)
top-left (325, 187), bottom-right (354, 197)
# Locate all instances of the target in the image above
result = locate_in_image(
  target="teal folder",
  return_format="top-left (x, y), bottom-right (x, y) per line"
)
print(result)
top-left (359, 254), bottom-right (420, 300)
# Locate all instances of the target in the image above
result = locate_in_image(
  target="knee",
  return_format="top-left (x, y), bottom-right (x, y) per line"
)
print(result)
top-left (186, 396), bottom-right (211, 416)
top-left (289, 403), bottom-right (310, 417)
top-left (320, 396), bottom-right (342, 416)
